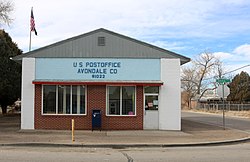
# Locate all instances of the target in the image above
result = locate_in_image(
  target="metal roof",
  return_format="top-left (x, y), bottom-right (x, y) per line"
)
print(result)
top-left (13, 28), bottom-right (190, 65)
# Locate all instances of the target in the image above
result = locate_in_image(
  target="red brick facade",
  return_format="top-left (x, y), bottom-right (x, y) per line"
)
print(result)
top-left (34, 85), bottom-right (143, 130)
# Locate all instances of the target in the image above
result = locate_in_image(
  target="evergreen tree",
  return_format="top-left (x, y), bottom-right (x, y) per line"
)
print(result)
top-left (0, 30), bottom-right (22, 114)
top-left (227, 71), bottom-right (250, 102)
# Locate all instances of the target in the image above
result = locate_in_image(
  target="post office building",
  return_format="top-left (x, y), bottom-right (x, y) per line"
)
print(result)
top-left (13, 28), bottom-right (190, 130)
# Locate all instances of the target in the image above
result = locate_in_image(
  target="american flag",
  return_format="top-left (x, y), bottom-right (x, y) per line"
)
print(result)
top-left (30, 8), bottom-right (37, 35)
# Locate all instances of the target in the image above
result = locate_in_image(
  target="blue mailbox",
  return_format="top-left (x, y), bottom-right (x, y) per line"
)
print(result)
top-left (92, 110), bottom-right (101, 131)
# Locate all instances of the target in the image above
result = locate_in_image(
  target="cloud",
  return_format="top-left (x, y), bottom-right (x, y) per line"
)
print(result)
top-left (214, 44), bottom-right (250, 62)
top-left (150, 41), bottom-right (187, 52)
top-left (213, 52), bottom-right (234, 60)
top-left (233, 44), bottom-right (250, 58)
top-left (214, 44), bottom-right (250, 75)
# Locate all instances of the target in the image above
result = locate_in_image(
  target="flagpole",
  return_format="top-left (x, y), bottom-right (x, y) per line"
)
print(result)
top-left (29, 30), bottom-right (32, 51)
top-left (29, 7), bottom-right (37, 51)
top-left (29, 7), bottom-right (32, 52)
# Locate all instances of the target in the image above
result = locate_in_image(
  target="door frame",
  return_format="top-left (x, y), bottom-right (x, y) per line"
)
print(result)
top-left (143, 93), bottom-right (159, 129)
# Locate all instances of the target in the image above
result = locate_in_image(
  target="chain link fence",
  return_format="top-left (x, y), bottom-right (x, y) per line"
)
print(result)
top-left (197, 103), bottom-right (250, 111)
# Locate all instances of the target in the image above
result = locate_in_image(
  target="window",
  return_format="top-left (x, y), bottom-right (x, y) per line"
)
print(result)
top-left (144, 86), bottom-right (159, 110)
top-left (43, 85), bottom-right (86, 115)
top-left (107, 86), bottom-right (135, 115)
top-left (43, 85), bottom-right (56, 114)
top-left (98, 36), bottom-right (105, 46)
top-left (144, 86), bottom-right (159, 93)
top-left (58, 85), bottom-right (71, 114)
top-left (108, 86), bottom-right (120, 115)
top-left (145, 95), bottom-right (158, 110)
top-left (122, 87), bottom-right (135, 115)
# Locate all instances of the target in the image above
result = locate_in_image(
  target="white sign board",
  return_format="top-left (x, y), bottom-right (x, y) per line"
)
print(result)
top-left (36, 58), bottom-right (161, 81)
top-left (217, 84), bottom-right (230, 98)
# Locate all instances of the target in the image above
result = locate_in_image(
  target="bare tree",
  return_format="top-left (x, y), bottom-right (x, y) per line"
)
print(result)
top-left (181, 51), bottom-right (224, 108)
top-left (181, 64), bottom-right (198, 108)
top-left (193, 51), bottom-right (221, 95)
top-left (0, 0), bottom-right (13, 26)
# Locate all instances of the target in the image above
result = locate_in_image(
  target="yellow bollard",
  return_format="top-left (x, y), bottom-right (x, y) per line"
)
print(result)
top-left (72, 119), bottom-right (75, 142)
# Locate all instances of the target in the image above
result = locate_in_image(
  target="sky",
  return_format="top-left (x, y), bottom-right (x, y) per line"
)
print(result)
top-left (3, 0), bottom-right (250, 76)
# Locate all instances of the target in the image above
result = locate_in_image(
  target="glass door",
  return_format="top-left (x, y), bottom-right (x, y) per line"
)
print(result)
top-left (143, 86), bottom-right (160, 129)
top-left (145, 95), bottom-right (158, 110)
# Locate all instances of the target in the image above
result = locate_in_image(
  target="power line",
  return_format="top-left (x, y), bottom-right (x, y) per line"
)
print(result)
top-left (223, 64), bottom-right (250, 75)
top-left (203, 64), bottom-right (250, 80)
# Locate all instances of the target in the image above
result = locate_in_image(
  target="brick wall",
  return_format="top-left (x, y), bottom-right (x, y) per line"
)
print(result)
top-left (34, 85), bottom-right (143, 130)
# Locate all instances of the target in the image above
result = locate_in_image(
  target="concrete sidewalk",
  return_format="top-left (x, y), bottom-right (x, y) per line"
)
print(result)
top-left (0, 114), bottom-right (249, 147)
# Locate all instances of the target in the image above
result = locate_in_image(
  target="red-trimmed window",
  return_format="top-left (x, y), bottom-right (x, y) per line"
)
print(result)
top-left (107, 86), bottom-right (136, 116)
top-left (42, 85), bottom-right (86, 115)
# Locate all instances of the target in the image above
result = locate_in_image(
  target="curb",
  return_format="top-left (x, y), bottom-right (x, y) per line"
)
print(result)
top-left (1, 137), bottom-right (250, 148)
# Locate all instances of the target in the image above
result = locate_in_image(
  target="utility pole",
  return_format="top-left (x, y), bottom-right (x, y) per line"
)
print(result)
top-left (222, 82), bottom-right (225, 130)
top-left (216, 78), bottom-right (230, 130)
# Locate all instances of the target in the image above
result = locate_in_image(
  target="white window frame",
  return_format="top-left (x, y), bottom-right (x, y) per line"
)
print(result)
top-left (106, 85), bottom-right (136, 116)
top-left (42, 85), bottom-right (87, 115)
top-left (144, 86), bottom-right (160, 111)
top-left (144, 93), bottom-right (159, 111)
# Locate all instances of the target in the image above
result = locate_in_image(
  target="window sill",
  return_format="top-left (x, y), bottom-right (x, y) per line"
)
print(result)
top-left (106, 115), bottom-right (137, 117)
top-left (41, 114), bottom-right (87, 116)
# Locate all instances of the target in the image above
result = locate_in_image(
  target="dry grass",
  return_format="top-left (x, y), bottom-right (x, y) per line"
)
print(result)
top-left (187, 109), bottom-right (250, 119)
top-left (225, 111), bottom-right (250, 118)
